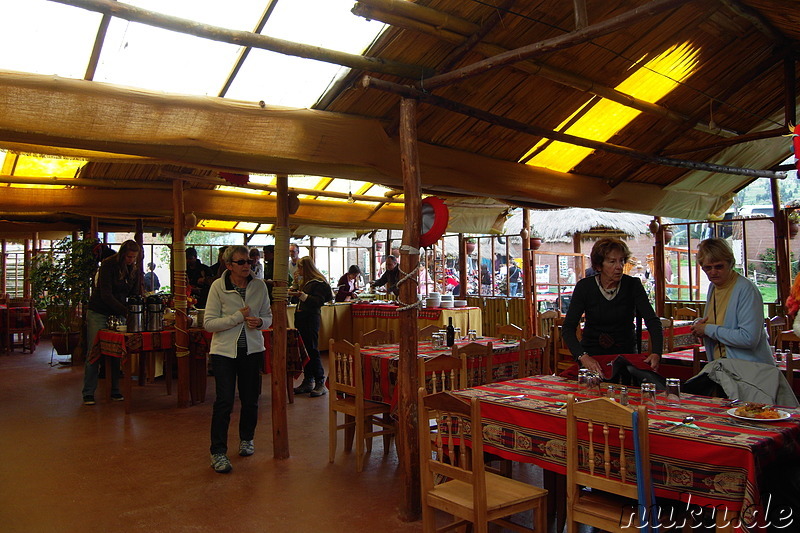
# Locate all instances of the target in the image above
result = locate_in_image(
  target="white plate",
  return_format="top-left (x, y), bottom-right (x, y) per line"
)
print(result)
top-left (726, 407), bottom-right (793, 422)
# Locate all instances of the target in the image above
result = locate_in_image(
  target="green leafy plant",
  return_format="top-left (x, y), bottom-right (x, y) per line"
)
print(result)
top-left (31, 236), bottom-right (98, 334)
top-left (786, 200), bottom-right (800, 223)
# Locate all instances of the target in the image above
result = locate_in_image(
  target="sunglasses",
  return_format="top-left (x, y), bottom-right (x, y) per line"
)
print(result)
top-left (230, 259), bottom-right (253, 266)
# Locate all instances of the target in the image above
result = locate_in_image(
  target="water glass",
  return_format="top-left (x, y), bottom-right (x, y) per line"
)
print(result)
top-left (641, 382), bottom-right (658, 411)
top-left (467, 329), bottom-right (477, 341)
top-left (586, 371), bottom-right (602, 396)
top-left (577, 368), bottom-right (589, 392)
top-left (454, 327), bottom-right (462, 340)
top-left (665, 378), bottom-right (681, 406)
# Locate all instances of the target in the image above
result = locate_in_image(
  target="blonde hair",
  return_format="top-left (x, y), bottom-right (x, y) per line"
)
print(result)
top-left (697, 238), bottom-right (735, 267)
top-left (297, 256), bottom-right (326, 283)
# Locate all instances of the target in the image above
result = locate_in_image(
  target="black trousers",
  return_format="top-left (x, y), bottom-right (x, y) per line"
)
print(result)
top-left (295, 311), bottom-right (324, 383)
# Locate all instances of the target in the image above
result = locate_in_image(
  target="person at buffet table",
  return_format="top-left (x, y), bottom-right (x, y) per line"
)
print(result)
top-left (186, 247), bottom-right (213, 308)
top-left (288, 243), bottom-right (300, 281)
top-left (249, 248), bottom-right (263, 280)
top-left (335, 264), bottom-right (362, 302)
top-left (262, 245), bottom-right (292, 301)
top-left (371, 254), bottom-right (401, 297)
top-left (204, 245), bottom-right (273, 474)
top-left (82, 240), bottom-right (142, 406)
top-left (208, 246), bottom-right (228, 281)
top-left (416, 263), bottom-right (434, 295)
top-left (290, 257), bottom-right (334, 397)
top-left (143, 262), bottom-right (160, 292)
top-left (563, 237), bottom-right (665, 387)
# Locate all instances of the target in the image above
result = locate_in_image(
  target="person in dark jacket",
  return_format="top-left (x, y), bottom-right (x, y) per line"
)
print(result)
top-left (335, 264), bottom-right (362, 302)
top-left (82, 240), bottom-right (142, 405)
top-left (371, 255), bottom-right (400, 297)
top-left (290, 256), bottom-right (333, 397)
top-left (563, 237), bottom-right (664, 388)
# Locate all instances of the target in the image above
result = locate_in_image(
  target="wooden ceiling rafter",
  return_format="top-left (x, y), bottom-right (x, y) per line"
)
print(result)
top-left (719, 0), bottom-right (792, 48)
top-left (361, 76), bottom-right (785, 180)
top-left (352, 0), bottom-right (738, 138)
top-left (413, 0), bottom-right (694, 90)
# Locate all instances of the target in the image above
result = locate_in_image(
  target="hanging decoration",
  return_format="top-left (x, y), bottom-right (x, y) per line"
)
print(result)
top-left (420, 196), bottom-right (449, 248)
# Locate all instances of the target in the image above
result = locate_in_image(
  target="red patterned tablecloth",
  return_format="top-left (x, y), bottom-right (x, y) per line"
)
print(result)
top-left (89, 329), bottom-right (175, 363)
top-left (351, 302), bottom-right (478, 321)
top-left (186, 327), bottom-right (308, 376)
top-left (362, 336), bottom-right (540, 408)
top-left (455, 375), bottom-right (800, 530)
top-left (0, 306), bottom-right (45, 350)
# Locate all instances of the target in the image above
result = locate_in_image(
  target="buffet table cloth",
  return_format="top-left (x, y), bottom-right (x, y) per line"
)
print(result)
top-left (351, 303), bottom-right (482, 340)
top-left (362, 336), bottom-right (539, 408)
top-left (454, 375), bottom-right (800, 531)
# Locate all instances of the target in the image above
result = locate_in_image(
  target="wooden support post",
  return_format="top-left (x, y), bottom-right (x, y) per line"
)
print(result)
top-left (172, 180), bottom-right (190, 408)
top-left (521, 210), bottom-right (534, 338)
top-left (135, 219), bottom-right (144, 293)
top-left (397, 97), bottom-right (421, 522)
top-left (271, 174), bottom-right (290, 459)
top-left (772, 183), bottom-right (791, 314)
top-left (653, 218), bottom-right (666, 317)
top-left (23, 238), bottom-right (31, 298)
top-left (1, 240), bottom-right (6, 297)
top-left (458, 234), bottom-right (468, 299)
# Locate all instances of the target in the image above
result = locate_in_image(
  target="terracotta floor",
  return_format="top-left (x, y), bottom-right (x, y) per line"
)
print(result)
top-left (0, 341), bottom-right (553, 533)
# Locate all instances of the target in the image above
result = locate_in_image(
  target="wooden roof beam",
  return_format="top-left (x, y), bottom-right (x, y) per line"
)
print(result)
top-left (361, 76), bottom-right (785, 180)
top-left (719, 0), bottom-right (791, 49)
top-left (414, 0), bottom-right (693, 90)
top-left (49, 0), bottom-right (434, 80)
top-left (352, 0), bottom-right (736, 138)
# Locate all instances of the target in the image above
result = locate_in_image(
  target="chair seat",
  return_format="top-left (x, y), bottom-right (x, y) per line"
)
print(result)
top-left (431, 473), bottom-right (548, 514)
top-left (330, 396), bottom-right (391, 416)
top-left (573, 491), bottom-right (640, 528)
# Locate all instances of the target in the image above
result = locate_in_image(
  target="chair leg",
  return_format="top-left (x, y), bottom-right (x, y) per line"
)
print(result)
top-left (421, 503), bottom-right (437, 533)
top-left (328, 409), bottom-right (337, 464)
top-left (382, 412), bottom-right (393, 453)
top-left (356, 414), bottom-right (365, 472)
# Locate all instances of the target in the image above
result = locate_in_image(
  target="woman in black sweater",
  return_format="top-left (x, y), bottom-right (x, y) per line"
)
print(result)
top-left (563, 238), bottom-right (664, 387)
top-left (290, 256), bottom-right (333, 397)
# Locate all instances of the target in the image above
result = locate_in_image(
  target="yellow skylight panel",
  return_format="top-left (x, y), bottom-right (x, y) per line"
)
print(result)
top-left (12, 154), bottom-right (85, 178)
top-left (523, 42), bottom-right (699, 173)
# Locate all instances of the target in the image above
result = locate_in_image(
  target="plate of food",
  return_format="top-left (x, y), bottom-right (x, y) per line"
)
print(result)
top-left (727, 403), bottom-right (792, 422)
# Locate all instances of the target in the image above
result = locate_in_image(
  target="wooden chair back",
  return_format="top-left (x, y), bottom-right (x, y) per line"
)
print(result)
top-left (328, 339), bottom-right (394, 472)
top-left (692, 345), bottom-right (707, 375)
top-left (777, 330), bottom-right (799, 389)
top-left (418, 353), bottom-right (467, 394)
top-left (418, 324), bottom-right (440, 341)
top-left (672, 307), bottom-right (698, 321)
top-left (538, 310), bottom-right (558, 373)
top-left (566, 394), bottom-right (651, 532)
top-left (766, 316), bottom-right (787, 347)
top-left (417, 388), bottom-right (547, 533)
top-left (453, 341), bottom-right (494, 386)
top-left (359, 328), bottom-right (394, 347)
top-left (6, 298), bottom-right (36, 353)
top-left (659, 317), bottom-right (674, 352)
top-left (495, 323), bottom-right (522, 342)
top-left (8, 297), bottom-right (34, 308)
top-left (517, 336), bottom-right (548, 378)
top-left (553, 317), bottom-right (580, 373)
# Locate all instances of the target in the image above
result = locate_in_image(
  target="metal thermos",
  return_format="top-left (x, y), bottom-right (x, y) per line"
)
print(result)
top-left (146, 294), bottom-right (164, 331)
top-left (126, 295), bottom-right (145, 333)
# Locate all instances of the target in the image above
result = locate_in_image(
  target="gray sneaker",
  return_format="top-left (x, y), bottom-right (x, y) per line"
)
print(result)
top-left (310, 381), bottom-right (327, 397)
top-left (293, 378), bottom-right (314, 394)
top-left (210, 453), bottom-right (232, 473)
top-left (239, 440), bottom-right (254, 457)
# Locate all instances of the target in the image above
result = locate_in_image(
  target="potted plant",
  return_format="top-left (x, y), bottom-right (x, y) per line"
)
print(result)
top-left (530, 230), bottom-right (543, 251)
top-left (31, 236), bottom-right (98, 356)
top-left (465, 238), bottom-right (477, 255)
top-left (786, 201), bottom-right (800, 238)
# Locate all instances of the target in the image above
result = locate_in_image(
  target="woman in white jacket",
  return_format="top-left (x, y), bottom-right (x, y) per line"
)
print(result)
top-left (204, 245), bottom-right (272, 474)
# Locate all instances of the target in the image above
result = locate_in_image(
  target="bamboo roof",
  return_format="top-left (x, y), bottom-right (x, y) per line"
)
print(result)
top-left (0, 0), bottom-right (798, 236)
top-left (527, 208), bottom-right (655, 242)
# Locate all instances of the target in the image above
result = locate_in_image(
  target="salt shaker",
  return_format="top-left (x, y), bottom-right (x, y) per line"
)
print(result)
top-left (606, 384), bottom-right (616, 401)
top-left (618, 386), bottom-right (629, 406)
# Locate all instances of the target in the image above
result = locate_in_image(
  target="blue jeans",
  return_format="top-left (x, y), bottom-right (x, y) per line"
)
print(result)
top-left (82, 309), bottom-right (120, 397)
top-left (295, 311), bottom-right (324, 383)
top-left (210, 349), bottom-right (262, 455)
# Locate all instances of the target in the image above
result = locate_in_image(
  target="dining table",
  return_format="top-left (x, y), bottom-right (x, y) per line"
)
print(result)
top-left (0, 304), bottom-right (45, 353)
top-left (362, 336), bottom-right (542, 408)
top-left (453, 374), bottom-right (800, 532)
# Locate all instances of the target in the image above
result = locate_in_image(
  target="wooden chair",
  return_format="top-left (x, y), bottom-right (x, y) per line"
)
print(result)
top-left (418, 324), bottom-right (440, 341)
top-left (766, 316), bottom-right (787, 347)
top-left (659, 317), bottom-right (674, 352)
top-left (517, 336), bottom-right (548, 378)
top-left (359, 328), bottom-right (394, 347)
top-left (566, 394), bottom-right (652, 533)
top-left (553, 317), bottom-right (580, 374)
top-left (418, 353), bottom-right (468, 395)
top-left (537, 310), bottom-right (558, 374)
top-left (453, 341), bottom-right (494, 386)
top-left (496, 323), bottom-right (523, 342)
top-left (7, 298), bottom-right (35, 353)
top-left (672, 307), bottom-right (698, 322)
top-left (418, 388), bottom-right (548, 533)
top-left (328, 339), bottom-right (395, 472)
top-left (777, 330), bottom-right (799, 390)
top-left (692, 345), bottom-right (707, 375)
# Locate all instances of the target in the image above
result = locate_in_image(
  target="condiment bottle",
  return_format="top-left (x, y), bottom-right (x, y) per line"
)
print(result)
top-left (618, 386), bottom-right (629, 406)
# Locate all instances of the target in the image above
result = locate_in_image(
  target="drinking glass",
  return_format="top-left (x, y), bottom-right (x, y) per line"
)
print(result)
top-left (641, 382), bottom-right (658, 412)
top-left (577, 368), bottom-right (589, 392)
top-left (665, 378), bottom-right (681, 406)
top-left (454, 327), bottom-right (462, 340)
top-left (586, 371), bottom-right (602, 396)
top-left (467, 329), bottom-right (477, 341)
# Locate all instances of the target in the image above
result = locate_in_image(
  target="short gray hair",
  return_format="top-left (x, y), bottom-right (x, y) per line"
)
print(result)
top-left (224, 245), bottom-right (250, 263)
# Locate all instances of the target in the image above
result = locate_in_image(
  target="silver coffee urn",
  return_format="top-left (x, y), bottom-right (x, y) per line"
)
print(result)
top-left (126, 295), bottom-right (145, 333)
top-left (146, 294), bottom-right (164, 331)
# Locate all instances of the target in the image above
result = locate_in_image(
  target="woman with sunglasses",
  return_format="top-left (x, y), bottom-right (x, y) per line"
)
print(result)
top-left (690, 238), bottom-right (773, 364)
top-left (289, 256), bottom-right (334, 397)
top-left (204, 245), bottom-right (272, 474)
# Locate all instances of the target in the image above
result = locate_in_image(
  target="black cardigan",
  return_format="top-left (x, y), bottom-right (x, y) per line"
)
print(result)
top-left (562, 274), bottom-right (662, 360)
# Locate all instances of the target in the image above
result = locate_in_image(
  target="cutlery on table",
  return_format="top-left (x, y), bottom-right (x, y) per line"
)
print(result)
top-left (664, 415), bottom-right (695, 431)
